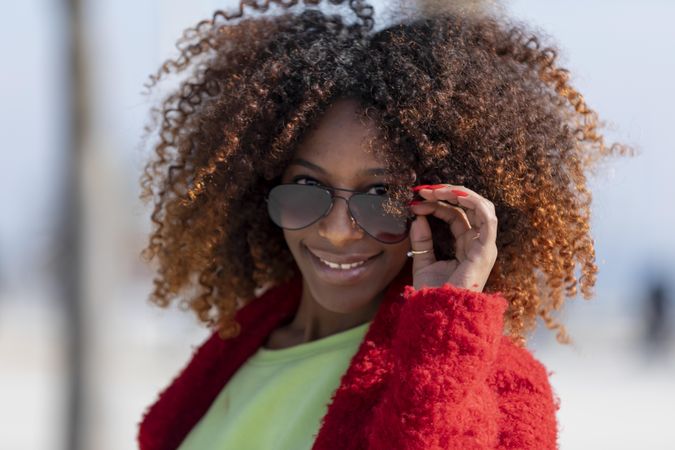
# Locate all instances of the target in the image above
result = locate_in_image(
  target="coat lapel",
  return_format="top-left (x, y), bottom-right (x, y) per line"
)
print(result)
top-left (137, 274), bottom-right (303, 450)
top-left (138, 259), bottom-right (413, 450)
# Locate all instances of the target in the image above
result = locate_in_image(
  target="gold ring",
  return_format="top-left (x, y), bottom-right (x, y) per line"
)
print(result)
top-left (407, 249), bottom-right (432, 257)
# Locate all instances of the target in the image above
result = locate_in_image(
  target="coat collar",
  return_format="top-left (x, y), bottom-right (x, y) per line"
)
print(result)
top-left (138, 259), bottom-right (414, 450)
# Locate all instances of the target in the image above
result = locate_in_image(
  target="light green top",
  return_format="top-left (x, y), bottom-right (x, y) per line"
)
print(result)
top-left (177, 320), bottom-right (372, 450)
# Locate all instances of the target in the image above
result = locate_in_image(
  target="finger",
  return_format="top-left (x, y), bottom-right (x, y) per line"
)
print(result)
top-left (454, 195), bottom-right (497, 246)
top-left (414, 188), bottom-right (482, 247)
top-left (455, 229), bottom-right (478, 263)
top-left (417, 186), bottom-right (497, 246)
top-left (410, 199), bottom-right (471, 263)
top-left (461, 228), bottom-right (483, 261)
top-left (409, 200), bottom-right (471, 240)
top-left (408, 214), bottom-right (437, 271)
top-left (455, 226), bottom-right (468, 262)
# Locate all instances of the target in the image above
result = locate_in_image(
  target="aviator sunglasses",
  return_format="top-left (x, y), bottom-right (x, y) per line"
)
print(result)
top-left (265, 183), bottom-right (416, 244)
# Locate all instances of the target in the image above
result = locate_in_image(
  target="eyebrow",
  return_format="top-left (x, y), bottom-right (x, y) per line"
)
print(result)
top-left (288, 158), bottom-right (388, 177)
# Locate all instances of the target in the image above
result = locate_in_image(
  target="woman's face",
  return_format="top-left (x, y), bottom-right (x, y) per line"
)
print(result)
top-left (279, 98), bottom-right (411, 314)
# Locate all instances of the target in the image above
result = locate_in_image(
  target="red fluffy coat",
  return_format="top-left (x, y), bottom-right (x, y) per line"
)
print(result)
top-left (137, 263), bottom-right (560, 449)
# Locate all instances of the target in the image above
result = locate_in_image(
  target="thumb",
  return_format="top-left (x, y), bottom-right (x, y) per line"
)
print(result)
top-left (409, 214), bottom-right (436, 271)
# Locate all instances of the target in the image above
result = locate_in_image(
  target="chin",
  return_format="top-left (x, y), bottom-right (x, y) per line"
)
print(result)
top-left (304, 276), bottom-right (379, 314)
top-left (285, 238), bottom-right (409, 313)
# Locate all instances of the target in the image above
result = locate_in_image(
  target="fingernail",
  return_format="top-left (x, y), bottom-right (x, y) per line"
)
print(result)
top-left (451, 189), bottom-right (468, 197)
top-left (411, 185), bottom-right (433, 192)
top-left (428, 184), bottom-right (449, 190)
top-left (408, 200), bottom-right (423, 206)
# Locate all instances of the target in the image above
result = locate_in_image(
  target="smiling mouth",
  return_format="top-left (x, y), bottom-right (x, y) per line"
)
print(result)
top-left (307, 247), bottom-right (381, 265)
top-left (317, 257), bottom-right (367, 269)
top-left (305, 246), bottom-right (381, 285)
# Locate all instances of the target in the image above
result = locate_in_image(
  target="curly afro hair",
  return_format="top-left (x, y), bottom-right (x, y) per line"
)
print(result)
top-left (138, 0), bottom-right (631, 346)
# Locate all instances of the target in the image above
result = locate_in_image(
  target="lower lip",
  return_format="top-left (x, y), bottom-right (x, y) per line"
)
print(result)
top-left (306, 247), bottom-right (380, 286)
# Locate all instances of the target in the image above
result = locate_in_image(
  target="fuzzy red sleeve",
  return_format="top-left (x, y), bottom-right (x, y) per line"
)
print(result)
top-left (489, 337), bottom-right (560, 449)
top-left (364, 283), bottom-right (512, 450)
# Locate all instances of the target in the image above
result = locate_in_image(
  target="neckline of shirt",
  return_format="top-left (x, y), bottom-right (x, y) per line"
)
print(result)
top-left (250, 320), bottom-right (373, 365)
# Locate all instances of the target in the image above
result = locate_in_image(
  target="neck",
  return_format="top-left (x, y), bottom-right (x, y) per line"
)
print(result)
top-left (286, 279), bottom-right (385, 344)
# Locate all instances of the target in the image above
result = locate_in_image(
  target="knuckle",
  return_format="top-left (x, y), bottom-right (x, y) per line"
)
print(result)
top-left (485, 244), bottom-right (498, 263)
top-left (416, 235), bottom-right (434, 245)
top-left (491, 242), bottom-right (498, 255)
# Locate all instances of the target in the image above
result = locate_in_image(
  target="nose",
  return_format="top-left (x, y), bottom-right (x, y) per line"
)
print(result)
top-left (317, 195), bottom-right (365, 245)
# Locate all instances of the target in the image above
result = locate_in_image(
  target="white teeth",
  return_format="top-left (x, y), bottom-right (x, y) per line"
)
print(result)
top-left (318, 258), bottom-right (366, 270)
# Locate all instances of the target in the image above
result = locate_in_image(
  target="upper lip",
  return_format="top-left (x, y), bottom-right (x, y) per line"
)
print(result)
top-left (308, 247), bottom-right (380, 264)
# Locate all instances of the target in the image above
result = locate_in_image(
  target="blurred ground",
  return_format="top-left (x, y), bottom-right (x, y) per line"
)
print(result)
top-left (2, 283), bottom-right (674, 450)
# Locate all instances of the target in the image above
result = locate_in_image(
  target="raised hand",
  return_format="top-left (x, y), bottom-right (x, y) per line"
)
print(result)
top-left (407, 184), bottom-right (498, 292)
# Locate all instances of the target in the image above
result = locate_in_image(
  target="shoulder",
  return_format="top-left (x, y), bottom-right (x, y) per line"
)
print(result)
top-left (137, 278), bottom-right (301, 450)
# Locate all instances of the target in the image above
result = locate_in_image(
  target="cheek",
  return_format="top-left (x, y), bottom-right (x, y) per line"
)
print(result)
top-left (283, 229), bottom-right (307, 262)
top-left (390, 237), bottom-right (411, 258)
top-left (380, 239), bottom-right (411, 268)
top-left (283, 229), bottom-right (300, 247)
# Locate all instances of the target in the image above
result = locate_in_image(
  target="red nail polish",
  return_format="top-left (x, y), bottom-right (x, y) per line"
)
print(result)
top-left (428, 184), bottom-right (449, 190)
top-left (408, 200), bottom-right (423, 206)
top-left (411, 185), bottom-right (433, 192)
top-left (451, 189), bottom-right (468, 197)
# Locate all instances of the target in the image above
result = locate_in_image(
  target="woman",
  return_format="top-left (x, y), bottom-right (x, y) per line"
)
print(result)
top-left (136, 1), bottom-right (629, 448)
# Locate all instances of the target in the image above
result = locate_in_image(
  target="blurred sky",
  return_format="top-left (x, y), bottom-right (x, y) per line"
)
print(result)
top-left (1, 0), bottom-right (673, 312)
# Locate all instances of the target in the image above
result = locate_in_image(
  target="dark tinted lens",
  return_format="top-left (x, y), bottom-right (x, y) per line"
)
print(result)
top-left (350, 194), bottom-right (410, 243)
top-left (267, 184), bottom-right (332, 229)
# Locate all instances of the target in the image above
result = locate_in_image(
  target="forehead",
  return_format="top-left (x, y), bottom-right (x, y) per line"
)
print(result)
top-left (289, 99), bottom-right (385, 174)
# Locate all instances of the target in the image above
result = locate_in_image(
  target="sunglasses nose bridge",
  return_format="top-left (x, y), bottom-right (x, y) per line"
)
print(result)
top-left (325, 193), bottom-right (359, 225)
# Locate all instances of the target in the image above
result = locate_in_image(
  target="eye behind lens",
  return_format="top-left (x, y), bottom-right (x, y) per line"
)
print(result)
top-left (267, 184), bottom-right (332, 230)
top-left (349, 194), bottom-right (411, 244)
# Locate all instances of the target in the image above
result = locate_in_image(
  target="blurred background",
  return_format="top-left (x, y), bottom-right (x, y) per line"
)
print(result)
top-left (1, 0), bottom-right (673, 449)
